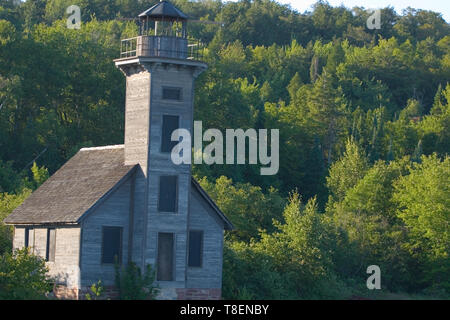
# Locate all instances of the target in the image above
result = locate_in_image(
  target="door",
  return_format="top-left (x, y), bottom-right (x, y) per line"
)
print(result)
top-left (157, 233), bottom-right (174, 281)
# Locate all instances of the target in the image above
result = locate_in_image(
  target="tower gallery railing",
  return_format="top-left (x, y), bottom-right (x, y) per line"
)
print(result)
top-left (120, 36), bottom-right (203, 60)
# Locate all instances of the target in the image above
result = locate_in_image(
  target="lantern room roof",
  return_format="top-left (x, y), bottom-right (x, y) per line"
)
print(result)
top-left (138, 1), bottom-right (188, 20)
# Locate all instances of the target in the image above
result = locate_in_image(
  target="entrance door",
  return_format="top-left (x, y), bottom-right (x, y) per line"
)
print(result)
top-left (157, 233), bottom-right (174, 281)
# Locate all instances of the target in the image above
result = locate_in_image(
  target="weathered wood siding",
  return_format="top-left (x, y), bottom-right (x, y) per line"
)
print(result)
top-left (80, 177), bottom-right (132, 287)
top-left (119, 57), bottom-right (222, 298)
top-left (187, 187), bottom-right (224, 289)
top-left (47, 227), bottom-right (81, 289)
top-left (123, 67), bottom-right (150, 268)
top-left (13, 226), bottom-right (81, 289)
top-left (12, 227), bottom-right (25, 249)
top-left (144, 63), bottom-right (196, 291)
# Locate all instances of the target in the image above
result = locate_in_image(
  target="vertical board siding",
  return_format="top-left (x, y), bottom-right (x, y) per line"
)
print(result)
top-left (187, 187), bottom-right (224, 289)
top-left (80, 178), bottom-right (131, 287)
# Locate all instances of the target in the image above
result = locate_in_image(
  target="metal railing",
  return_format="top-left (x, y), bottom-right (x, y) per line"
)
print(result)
top-left (120, 37), bottom-right (138, 58)
top-left (120, 36), bottom-right (203, 61)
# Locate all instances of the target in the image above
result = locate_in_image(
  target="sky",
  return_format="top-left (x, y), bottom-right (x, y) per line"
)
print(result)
top-left (273, 0), bottom-right (450, 22)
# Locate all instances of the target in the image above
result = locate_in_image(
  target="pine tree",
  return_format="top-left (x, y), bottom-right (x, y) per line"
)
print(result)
top-left (307, 71), bottom-right (347, 165)
top-left (431, 84), bottom-right (444, 115)
top-left (386, 138), bottom-right (394, 163)
top-left (287, 72), bottom-right (302, 101)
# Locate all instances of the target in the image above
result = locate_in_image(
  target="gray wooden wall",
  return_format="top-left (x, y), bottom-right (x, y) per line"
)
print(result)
top-left (80, 176), bottom-right (132, 287)
top-left (187, 186), bottom-right (224, 289)
top-left (13, 226), bottom-right (81, 289)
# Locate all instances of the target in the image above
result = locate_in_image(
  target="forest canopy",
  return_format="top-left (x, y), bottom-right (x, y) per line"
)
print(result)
top-left (0, 0), bottom-right (449, 299)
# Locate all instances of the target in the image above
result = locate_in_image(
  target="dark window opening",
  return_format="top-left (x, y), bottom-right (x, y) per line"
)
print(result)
top-left (24, 228), bottom-right (33, 248)
top-left (162, 87), bottom-right (182, 101)
top-left (158, 176), bottom-right (178, 212)
top-left (102, 227), bottom-right (122, 264)
top-left (157, 233), bottom-right (174, 281)
top-left (161, 115), bottom-right (180, 153)
top-left (46, 228), bottom-right (56, 262)
top-left (188, 230), bottom-right (203, 267)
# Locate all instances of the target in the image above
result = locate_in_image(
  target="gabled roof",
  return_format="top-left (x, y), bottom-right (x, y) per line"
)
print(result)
top-left (4, 145), bottom-right (233, 230)
top-left (4, 146), bottom-right (136, 225)
top-left (138, 1), bottom-right (188, 20)
top-left (191, 178), bottom-right (234, 230)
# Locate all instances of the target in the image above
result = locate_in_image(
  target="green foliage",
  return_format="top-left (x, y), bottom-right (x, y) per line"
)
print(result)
top-left (85, 280), bottom-right (105, 300)
top-left (393, 154), bottom-right (450, 292)
top-left (0, 188), bottom-right (31, 255)
top-left (114, 262), bottom-right (159, 300)
top-left (223, 192), bottom-right (349, 299)
top-left (30, 161), bottom-right (49, 188)
top-left (197, 175), bottom-right (285, 242)
top-left (0, 159), bottom-right (21, 193)
top-left (326, 139), bottom-right (369, 205)
top-left (0, 247), bottom-right (53, 299)
top-left (0, 0), bottom-right (448, 300)
top-left (328, 158), bottom-right (414, 290)
top-left (222, 241), bottom-right (296, 300)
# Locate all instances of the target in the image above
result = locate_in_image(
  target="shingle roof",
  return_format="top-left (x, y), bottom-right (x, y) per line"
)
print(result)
top-left (4, 145), bottom-right (233, 230)
top-left (4, 146), bottom-right (136, 225)
top-left (138, 1), bottom-right (188, 20)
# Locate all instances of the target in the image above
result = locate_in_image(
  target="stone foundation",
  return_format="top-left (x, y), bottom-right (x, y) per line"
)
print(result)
top-left (53, 285), bottom-right (80, 300)
top-left (53, 285), bottom-right (221, 300)
top-left (53, 285), bottom-right (119, 300)
top-left (176, 288), bottom-right (221, 300)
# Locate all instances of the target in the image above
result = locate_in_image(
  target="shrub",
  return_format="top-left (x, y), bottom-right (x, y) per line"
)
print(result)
top-left (0, 248), bottom-right (53, 299)
top-left (114, 262), bottom-right (159, 300)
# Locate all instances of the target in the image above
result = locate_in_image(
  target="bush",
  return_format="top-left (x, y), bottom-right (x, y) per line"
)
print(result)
top-left (85, 280), bottom-right (105, 300)
top-left (114, 262), bottom-right (159, 300)
top-left (0, 248), bottom-right (53, 299)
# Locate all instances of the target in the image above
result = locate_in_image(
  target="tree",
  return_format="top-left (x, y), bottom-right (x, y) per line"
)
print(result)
top-left (0, 248), bottom-right (53, 299)
top-left (326, 138), bottom-right (369, 206)
top-left (328, 157), bottom-right (414, 290)
top-left (256, 193), bottom-right (342, 299)
top-left (30, 161), bottom-right (49, 188)
top-left (306, 71), bottom-right (349, 164)
top-left (393, 154), bottom-right (450, 292)
top-left (0, 189), bottom-right (31, 255)
top-left (197, 175), bottom-right (285, 242)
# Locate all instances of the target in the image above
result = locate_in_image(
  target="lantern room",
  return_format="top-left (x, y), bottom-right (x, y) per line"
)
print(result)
top-left (120, 1), bottom-right (201, 60)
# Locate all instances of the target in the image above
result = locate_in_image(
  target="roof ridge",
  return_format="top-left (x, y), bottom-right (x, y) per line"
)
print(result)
top-left (80, 145), bottom-right (124, 151)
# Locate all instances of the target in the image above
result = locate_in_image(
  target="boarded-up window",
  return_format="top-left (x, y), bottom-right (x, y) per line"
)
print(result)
top-left (162, 87), bottom-right (182, 101)
top-left (102, 227), bottom-right (122, 264)
top-left (158, 176), bottom-right (177, 212)
top-left (46, 228), bottom-right (56, 262)
top-left (157, 233), bottom-right (174, 281)
top-left (161, 115), bottom-right (180, 153)
top-left (188, 230), bottom-right (203, 267)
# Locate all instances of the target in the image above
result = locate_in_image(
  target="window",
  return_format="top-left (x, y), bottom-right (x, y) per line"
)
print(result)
top-left (162, 87), bottom-right (182, 101)
top-left (46, 228), bottom-right (56, 262)
top-left (161, 115), bottom-right (180, 153)
top-left (101, 227), bottom-right (123, 264)
top-left (157, 233), bottom-right (174, 281)
top-left (188, 231), bottom-right (203, 267)
top-left (24, 227), bottom-right (33, 248)
top-left (158, 176), bottom-right (178, 212)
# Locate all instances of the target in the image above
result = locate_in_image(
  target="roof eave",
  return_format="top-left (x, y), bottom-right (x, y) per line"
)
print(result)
top-left (191, 178), bottom-right (234, 230)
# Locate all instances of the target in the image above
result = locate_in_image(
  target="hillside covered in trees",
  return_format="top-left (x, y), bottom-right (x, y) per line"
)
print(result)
top-left (0, 0), bottom-right (449, 299)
